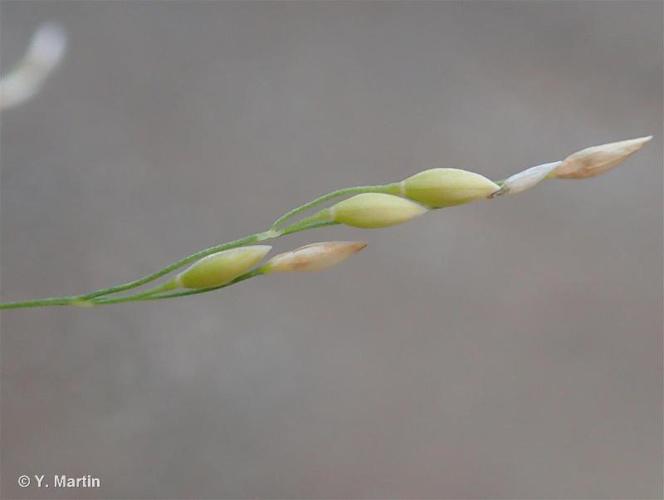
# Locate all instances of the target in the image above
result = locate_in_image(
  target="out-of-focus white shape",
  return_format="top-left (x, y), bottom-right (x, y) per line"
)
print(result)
top-left (491, 161), bottom-right (562, 197)
top-left (552, 136), bottom-right (653, 179)
top-left (0, 23), bottom-right (68, 110)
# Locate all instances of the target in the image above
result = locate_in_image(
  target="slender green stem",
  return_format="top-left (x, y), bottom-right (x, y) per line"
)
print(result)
top-left (0, 281), bottom-right (178, 309)
top-left (90, 281), bottom-right (178, 305)
top-left (282, 219), bottom-right (337, 235)
top-left (0, 295), bottom-right (86, 310)
top-left (93, 270), bottom-right (264, 305)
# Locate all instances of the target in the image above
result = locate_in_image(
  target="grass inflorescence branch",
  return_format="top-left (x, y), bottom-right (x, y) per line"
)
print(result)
top-left (0, 136), bottom-right (652, 310)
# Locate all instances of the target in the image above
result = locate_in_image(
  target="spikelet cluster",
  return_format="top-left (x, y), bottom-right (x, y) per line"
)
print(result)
top-left (137, 136), bottom-right (657, 297)
top-left (167, 241), bottom-right (368, 291)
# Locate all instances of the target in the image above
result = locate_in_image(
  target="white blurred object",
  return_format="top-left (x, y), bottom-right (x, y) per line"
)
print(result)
top-left (0, 23), bottom-right (68, 110)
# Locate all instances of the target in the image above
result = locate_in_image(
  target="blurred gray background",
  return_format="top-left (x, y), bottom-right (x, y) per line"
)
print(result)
top-left (1, 2), bottom-right (661, 499)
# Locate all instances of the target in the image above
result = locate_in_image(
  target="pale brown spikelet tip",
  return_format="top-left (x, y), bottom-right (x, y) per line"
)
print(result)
top-left (610, 135), bottom-right (653, 154)
top-left (554, 135), bottom-right (653, 179)
top-left (348, 241), bottom-right (368, 253)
